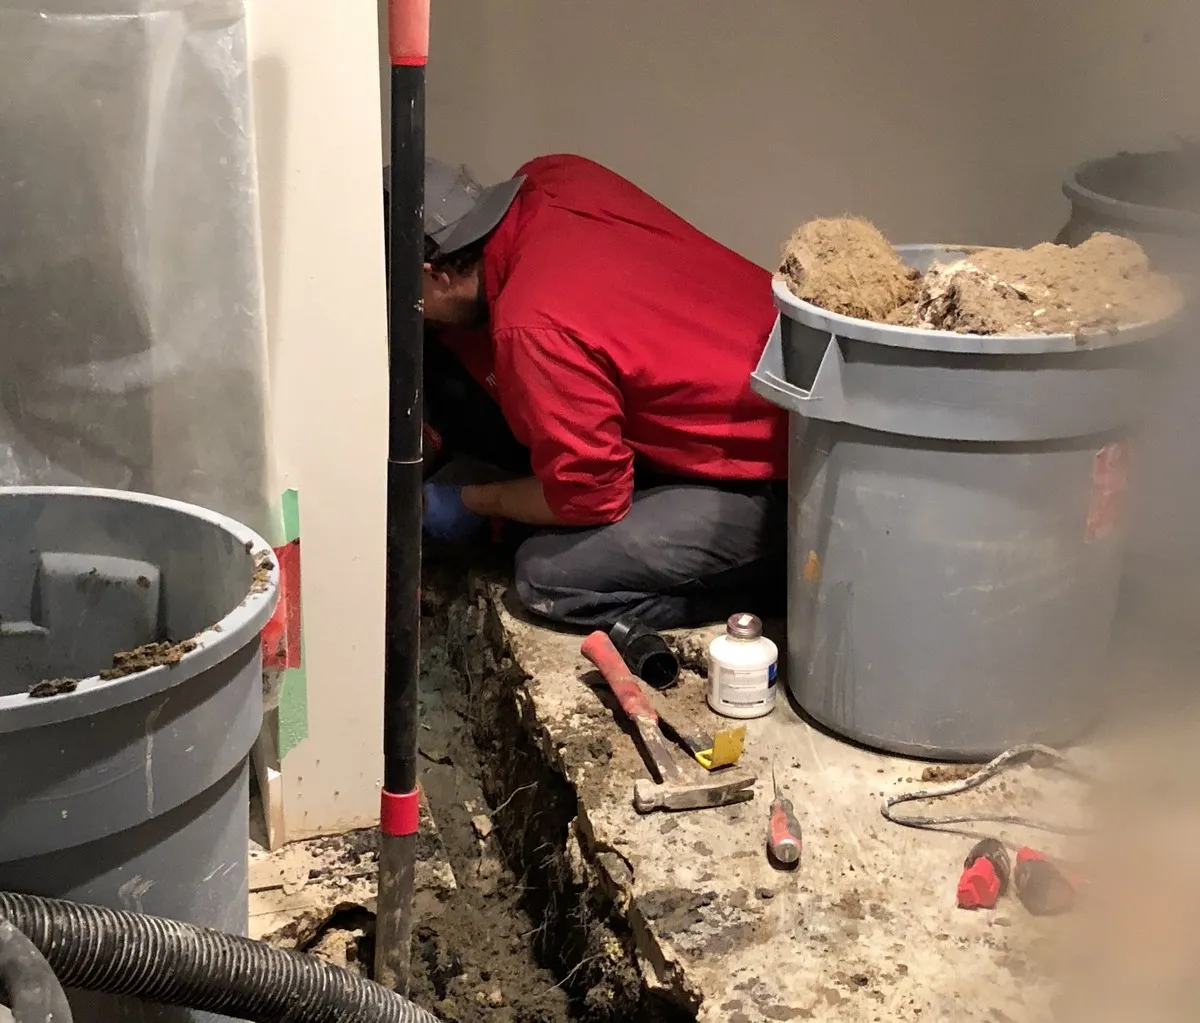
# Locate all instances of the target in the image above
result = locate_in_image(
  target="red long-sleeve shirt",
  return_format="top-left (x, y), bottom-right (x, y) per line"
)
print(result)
top-left (441, 154), bottom-right (787, 525)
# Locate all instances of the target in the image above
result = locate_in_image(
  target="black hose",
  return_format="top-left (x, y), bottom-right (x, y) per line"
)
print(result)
top-left (0, 918), bottom-right (73, 1023)
top-left (0, 892), bottom-right (442, 1023)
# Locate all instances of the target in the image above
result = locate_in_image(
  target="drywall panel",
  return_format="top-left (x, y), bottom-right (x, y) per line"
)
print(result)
top-left (250, 0), bottom-right (389, 838)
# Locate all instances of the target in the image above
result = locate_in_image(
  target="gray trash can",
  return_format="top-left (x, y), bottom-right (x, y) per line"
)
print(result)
top-left (0, 487), bottom-right (279, 1023)
top-left (1060, 151), bottom-right (1200, 627)
top-left (752, 247), bottom-right (1170, 760)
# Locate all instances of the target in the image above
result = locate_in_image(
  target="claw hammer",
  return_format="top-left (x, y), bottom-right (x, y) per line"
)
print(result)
top-left (581, 631), bottom-right (756, 814)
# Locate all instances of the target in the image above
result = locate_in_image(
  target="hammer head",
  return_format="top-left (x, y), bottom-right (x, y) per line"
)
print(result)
top-left (633, 771), bottom-right (757, 814)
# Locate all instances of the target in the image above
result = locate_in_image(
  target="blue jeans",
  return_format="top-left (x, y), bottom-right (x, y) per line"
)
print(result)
top-left (512, 479), bottom-right (786, 631)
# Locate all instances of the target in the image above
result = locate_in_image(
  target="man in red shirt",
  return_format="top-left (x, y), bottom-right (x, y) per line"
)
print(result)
top-left (416, 155), bottom-right (787, 630)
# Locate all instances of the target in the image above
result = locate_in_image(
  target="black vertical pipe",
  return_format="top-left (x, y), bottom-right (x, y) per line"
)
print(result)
top-left (376, 0), bottom-right (428, 996)
top-left (383, 13), bottom-right (424, 802)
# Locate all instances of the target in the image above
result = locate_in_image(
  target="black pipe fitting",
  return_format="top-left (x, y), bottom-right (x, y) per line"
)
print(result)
top-left (609, 617), bottom-right (680, 690)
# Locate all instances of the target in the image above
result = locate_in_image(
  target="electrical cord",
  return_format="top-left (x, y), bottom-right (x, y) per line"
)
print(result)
top-left (881, 743), bottom-right (1097, 835)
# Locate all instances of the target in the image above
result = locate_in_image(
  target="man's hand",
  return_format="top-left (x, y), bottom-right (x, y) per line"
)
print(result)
top-left (423, 483), bottom-right (487, 542)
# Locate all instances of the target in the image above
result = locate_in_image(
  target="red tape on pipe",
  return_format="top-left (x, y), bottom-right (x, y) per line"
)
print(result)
top-left (380, 788), bottom-right (421, 837)
top-left (389, 0), bottom-right (430, 66)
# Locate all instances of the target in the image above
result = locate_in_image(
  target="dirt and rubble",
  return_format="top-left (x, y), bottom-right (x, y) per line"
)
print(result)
top-left (27, 676), bottom-right (79, 698)
top-left (778, 217), bottom-right (919, 323)
top-left (99, 638), bottom-right (199, 679)
top-left (25, 547), bottom-right (275, 697)
top-left (398, 592), bottom-right (585, 1023)
top-left (779, 218), bottom-right (1180, 336)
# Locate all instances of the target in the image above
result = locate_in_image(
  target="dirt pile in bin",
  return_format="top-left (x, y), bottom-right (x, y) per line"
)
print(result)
top-left (778, 219), bottom-right (1181, 336)
top-left (779, 217), bottom-right (919, 322)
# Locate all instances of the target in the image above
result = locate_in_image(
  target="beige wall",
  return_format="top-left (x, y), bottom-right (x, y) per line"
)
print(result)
top-left (425, 0), bottom-right (1200, 266)
top-left (250, 0), bottom-right (390, 838)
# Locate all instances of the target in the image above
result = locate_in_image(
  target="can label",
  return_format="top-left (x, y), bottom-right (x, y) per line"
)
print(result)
top-left (711, 664), bottom-right (776, 707)
top-left (1086, 441), bottom-right (1130, 543)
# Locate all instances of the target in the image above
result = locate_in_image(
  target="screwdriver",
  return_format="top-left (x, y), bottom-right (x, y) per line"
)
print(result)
top-left (767, 759), bottom-right (802, 868)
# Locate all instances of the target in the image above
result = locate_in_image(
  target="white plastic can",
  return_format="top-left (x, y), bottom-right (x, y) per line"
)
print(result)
top-left (706, 612), bottom-right (779, 719)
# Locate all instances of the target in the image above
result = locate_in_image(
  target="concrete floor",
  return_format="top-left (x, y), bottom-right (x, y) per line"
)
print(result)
top-left (495, 588), bottom-right (1077, 1023)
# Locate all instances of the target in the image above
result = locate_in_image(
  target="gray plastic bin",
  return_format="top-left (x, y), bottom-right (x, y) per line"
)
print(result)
top-left (1059, 151), bottom-right (1200, 625)
top-left (0, 487), bottom-right (279, 1023)
top-left (752, 248), bottom-right (1170, 759)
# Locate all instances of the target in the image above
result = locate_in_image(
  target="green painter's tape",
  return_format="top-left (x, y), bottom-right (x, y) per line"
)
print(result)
top-left (276, 488), bottom-right (309, 758)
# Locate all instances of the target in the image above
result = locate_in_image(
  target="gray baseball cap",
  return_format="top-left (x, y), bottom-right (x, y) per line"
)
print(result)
top-left (424, 158), bottom-right (525, 256)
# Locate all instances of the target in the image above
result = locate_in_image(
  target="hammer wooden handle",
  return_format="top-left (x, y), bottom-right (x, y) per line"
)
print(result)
top-left (581, 631), bottom-right (658, 722)
top-left (582, 631), bottom-right (682, 783)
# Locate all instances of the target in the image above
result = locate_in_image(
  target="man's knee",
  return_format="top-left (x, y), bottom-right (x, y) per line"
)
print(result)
top-left (513, 544), bottom-right (561, 619)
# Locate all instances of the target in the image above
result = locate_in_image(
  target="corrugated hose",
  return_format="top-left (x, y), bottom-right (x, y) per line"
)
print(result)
top-left (0, 917), bottom-right (74, 1023)
top-left (0, 892), bottom-right (442, 1023)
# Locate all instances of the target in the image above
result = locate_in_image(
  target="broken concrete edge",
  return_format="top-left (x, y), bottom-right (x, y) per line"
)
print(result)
top-left (448, 572), bottom-right (705, 1014)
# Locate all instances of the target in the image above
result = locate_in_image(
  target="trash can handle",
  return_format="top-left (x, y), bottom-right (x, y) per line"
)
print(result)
top-left (749, 317), bottom-right (846, 423)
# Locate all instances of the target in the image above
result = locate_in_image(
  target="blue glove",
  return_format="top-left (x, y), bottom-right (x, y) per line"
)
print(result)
top-left (422, 482), bottom-right (487, 543)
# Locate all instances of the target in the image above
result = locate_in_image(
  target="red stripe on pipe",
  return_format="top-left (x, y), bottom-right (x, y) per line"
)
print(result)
top-left (389, 0), bottom-right (430, 66)
top-left (380, 788), bottom-right (421, 837)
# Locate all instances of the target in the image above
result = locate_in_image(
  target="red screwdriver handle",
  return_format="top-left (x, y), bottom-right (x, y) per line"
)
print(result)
top-left (768, 797), bottom-right (802, 865)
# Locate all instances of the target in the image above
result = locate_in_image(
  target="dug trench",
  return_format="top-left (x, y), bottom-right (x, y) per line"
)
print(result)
top-left (288, 559), bottom-right (692, 1023)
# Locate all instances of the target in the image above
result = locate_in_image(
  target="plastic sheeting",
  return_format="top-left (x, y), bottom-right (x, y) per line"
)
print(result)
top-left (0, 0), bottom-right (271, 536)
